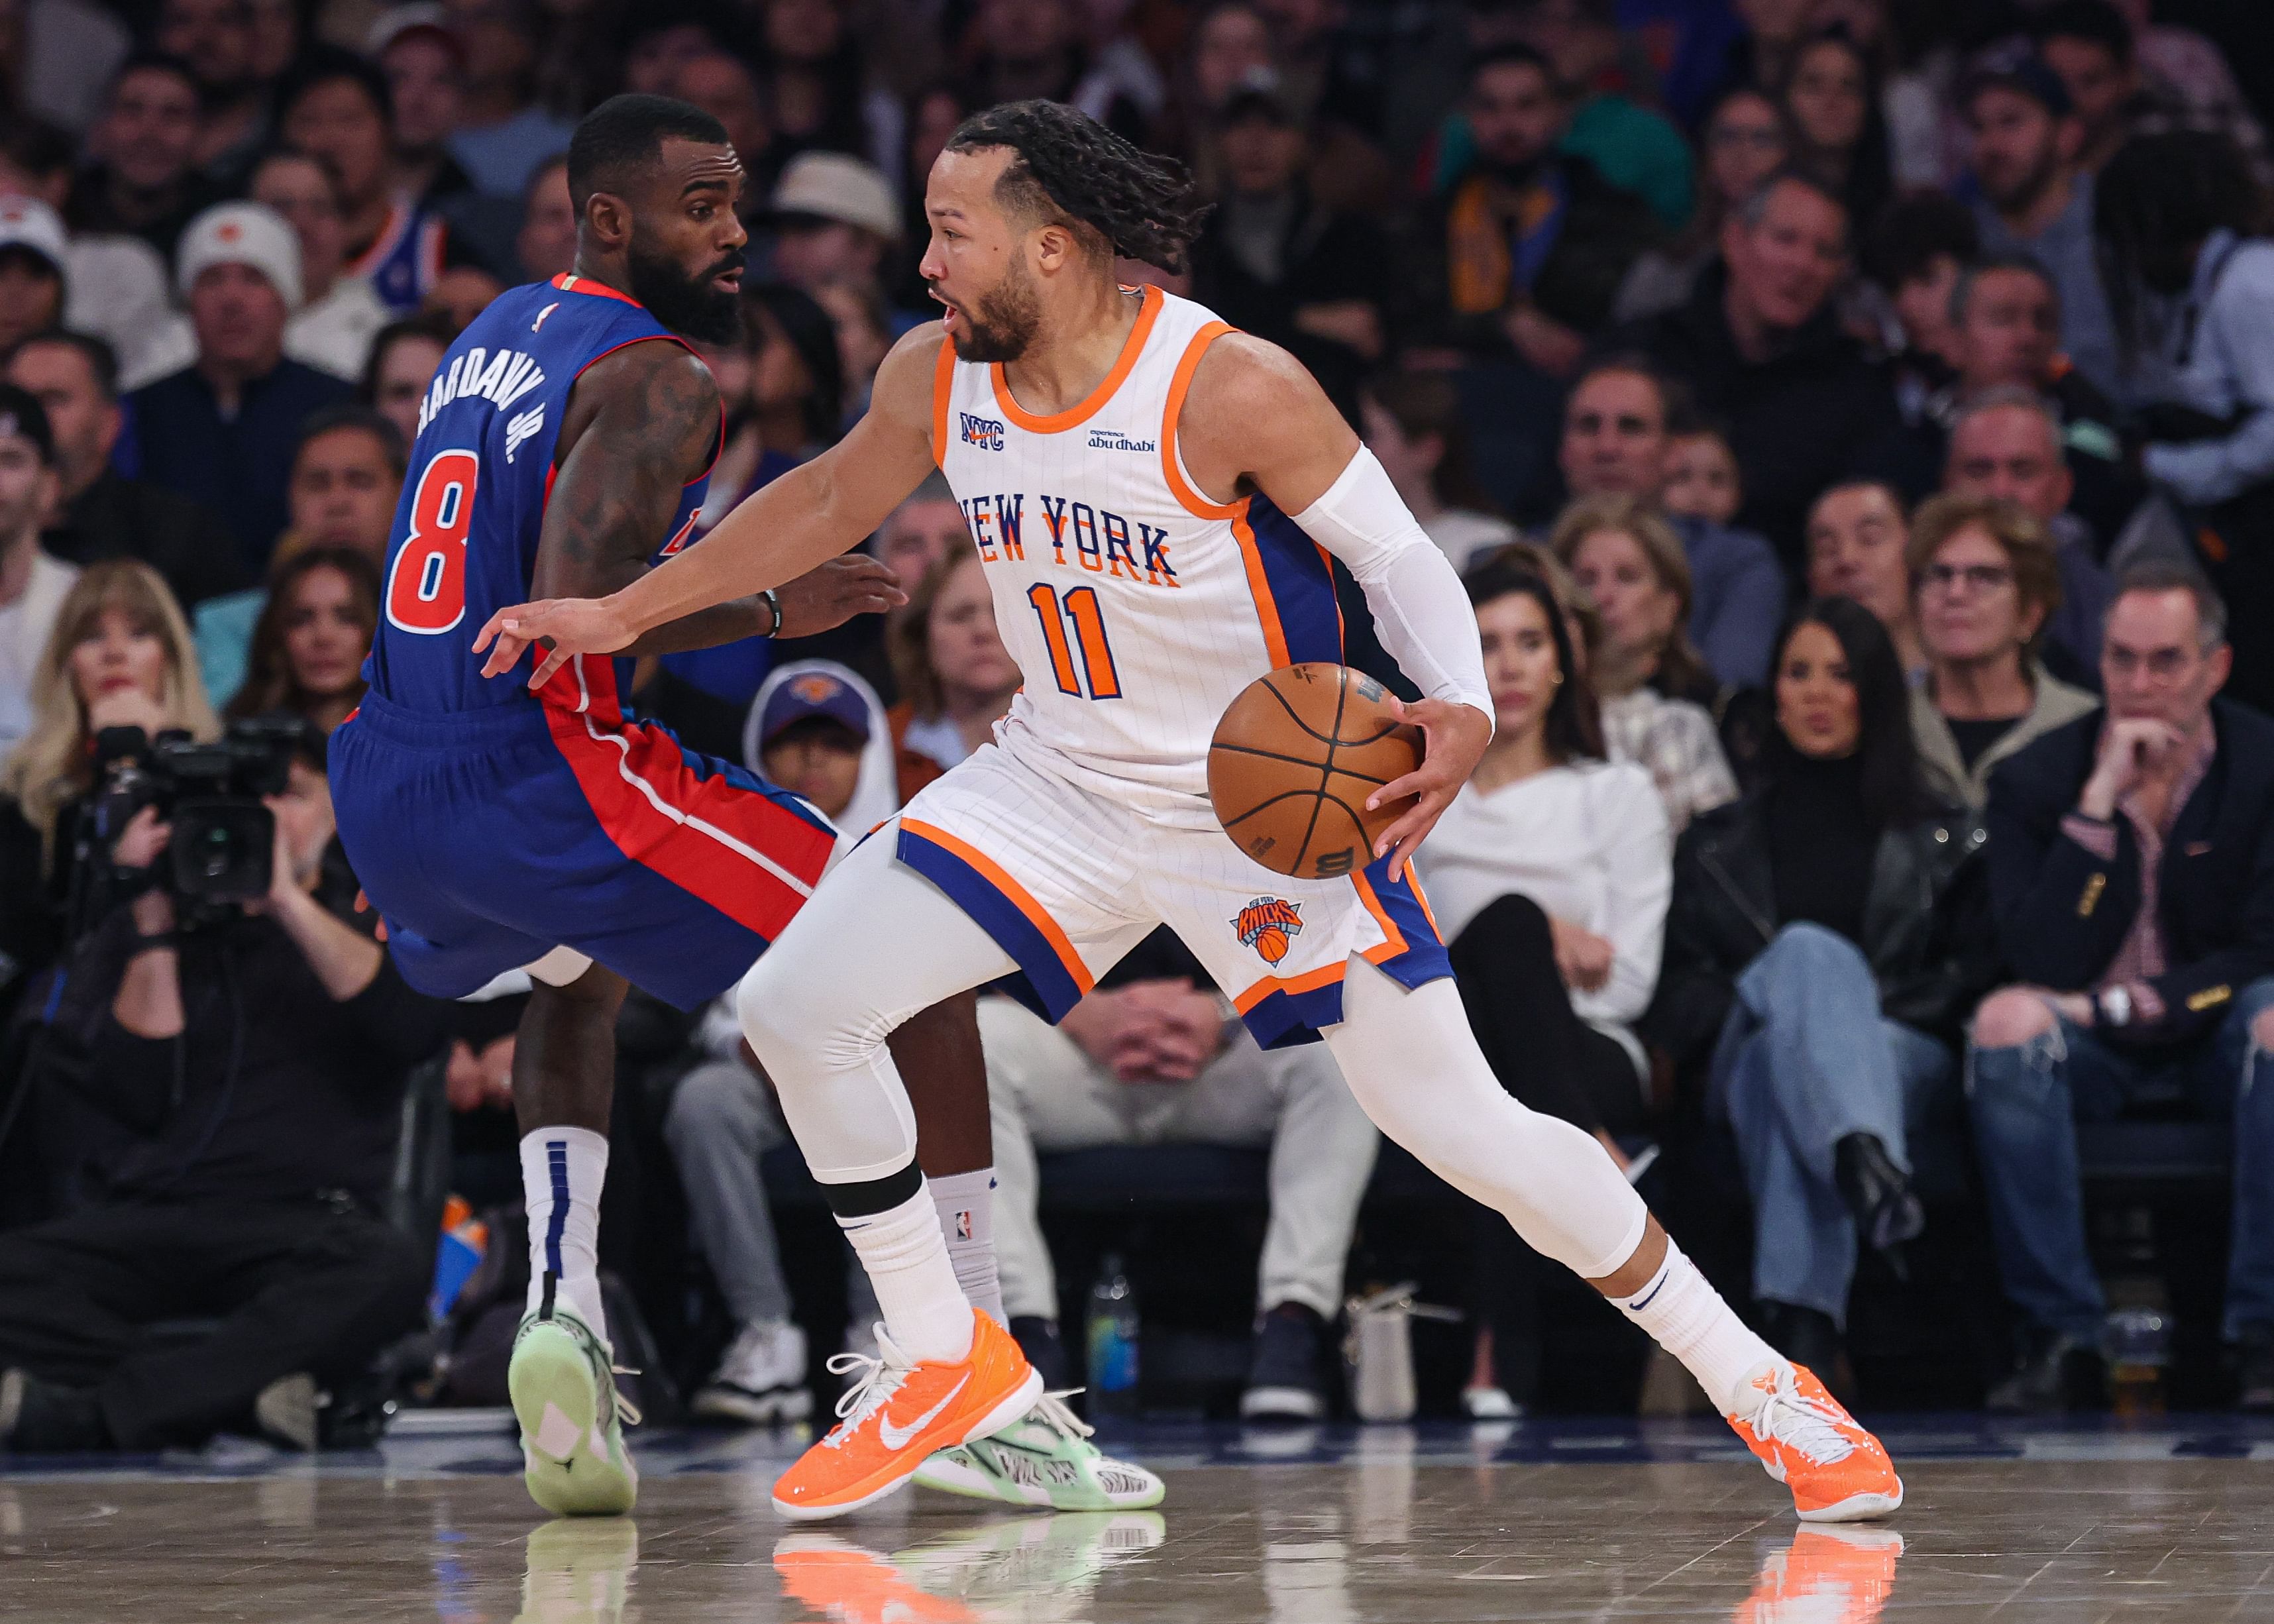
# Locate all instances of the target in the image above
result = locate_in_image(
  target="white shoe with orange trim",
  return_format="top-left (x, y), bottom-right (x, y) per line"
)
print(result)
top-left (771, 1309), bottom-right (1042, 1521)
top-left (1726, 1362), bottom-right (1904, 1523)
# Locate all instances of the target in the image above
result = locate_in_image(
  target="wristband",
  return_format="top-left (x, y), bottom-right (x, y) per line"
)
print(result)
top-left (759, 588), bottom-right (783, 638)
top-left (127, 932), bottom-right (179, 955)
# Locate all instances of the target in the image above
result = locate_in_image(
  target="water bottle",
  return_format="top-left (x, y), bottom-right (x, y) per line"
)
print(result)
top-left (2103, 1305), bottom-right (2170, 1417)
top-left (1344, 1283), bottom-right (1464, 1423)
top-left (1086, 1254), bottom-right (1140, 1418)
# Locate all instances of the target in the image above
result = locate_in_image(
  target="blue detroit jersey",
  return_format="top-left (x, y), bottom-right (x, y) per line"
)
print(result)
top-left (365, 274), bottom-right (714, 716)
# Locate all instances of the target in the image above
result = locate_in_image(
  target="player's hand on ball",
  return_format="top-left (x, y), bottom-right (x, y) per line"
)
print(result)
top-left (474, 596), bottom-right (637, 688)
top-left (1365, 696), bottom-right (1491, 881)
top-left (775, 555), bottom-right (908, 638)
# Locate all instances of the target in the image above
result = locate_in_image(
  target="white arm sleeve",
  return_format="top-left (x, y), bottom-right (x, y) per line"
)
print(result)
top-left (1291, 447), bottom-right (1493, 724)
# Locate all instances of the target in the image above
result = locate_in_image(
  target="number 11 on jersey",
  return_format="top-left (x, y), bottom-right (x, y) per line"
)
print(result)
top-left (1026, 583), bottom-right (1122, 700)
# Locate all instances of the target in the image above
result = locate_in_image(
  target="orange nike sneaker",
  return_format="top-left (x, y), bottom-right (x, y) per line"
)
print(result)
top-left (1734, 1525), bottom-right (1905, 1624)
top-left (1726, 1363), bottom-right (1904, 1523)
top-left (772, 1310), bottom-right (1042, 1522)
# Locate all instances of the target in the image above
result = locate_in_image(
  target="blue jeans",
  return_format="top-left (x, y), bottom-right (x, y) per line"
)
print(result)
top-left (1966, 977), bottom-right (2274, 1342)
top-left (1710, 925), bottom-right (1957, 1327)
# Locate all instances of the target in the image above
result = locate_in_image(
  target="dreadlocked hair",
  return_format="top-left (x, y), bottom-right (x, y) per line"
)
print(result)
top-left (944, 99), bottom-right (1211, 275)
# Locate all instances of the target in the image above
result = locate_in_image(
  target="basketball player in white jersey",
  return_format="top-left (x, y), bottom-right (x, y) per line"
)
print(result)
top-left (476, 101), bottom-right (1904, 1525)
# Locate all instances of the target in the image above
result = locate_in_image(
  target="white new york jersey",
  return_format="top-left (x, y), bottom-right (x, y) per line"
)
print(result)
top-left (931, 285), bottom-right (1344, 810)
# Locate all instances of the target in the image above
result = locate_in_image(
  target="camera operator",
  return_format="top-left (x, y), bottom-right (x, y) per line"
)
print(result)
top-left (0, 726), bottom-right (451, 1454)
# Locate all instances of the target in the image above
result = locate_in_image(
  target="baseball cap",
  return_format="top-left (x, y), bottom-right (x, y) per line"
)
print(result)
top-left (0, 383), bottom-right (56, 465)
top-left (177, 201), bottom-right (305, 311)
top-left (368, 1), bottom-right (464, 61)
top-left (757, 669), bottom-right (872, 747)
top-left (0, 196), bottom-right (66, 278)
top-left (768, 152), bottom-right (901, 243)
top-left (1961, 39), bottom-right (2074, 121)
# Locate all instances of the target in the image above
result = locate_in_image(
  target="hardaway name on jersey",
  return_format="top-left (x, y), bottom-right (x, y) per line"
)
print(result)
top-left (365, 274), bottom-right (717, 718)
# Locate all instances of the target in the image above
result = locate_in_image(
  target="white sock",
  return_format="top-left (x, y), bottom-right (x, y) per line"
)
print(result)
top-left (1613, 1240), bottom-right (1782, 1417)
top-left (521, 1126), bottom-right (610, 1342)
top-left (837, 1179), bottom-right (976, 1364)
top-left (930, 1168), bottom-right (1004, 1327)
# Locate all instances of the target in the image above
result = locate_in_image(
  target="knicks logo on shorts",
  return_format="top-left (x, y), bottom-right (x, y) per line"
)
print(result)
top-left (1234, 897), bottom-right (1304, 965)
top-left (959, 411), bottom-right (1005, 451)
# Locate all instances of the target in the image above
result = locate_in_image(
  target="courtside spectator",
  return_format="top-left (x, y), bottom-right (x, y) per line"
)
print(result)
top-left (1782, 26), bottom-right (1890, 233)
top-left (2034, 0), bottom-right (2146, 176)
top-left (224, 547), bottom-right (380, 734)
top-left (0, 730), bottom-right (446, 1454)
top-left (8, 333), bottom-right (239, 610)
top-left (1969, 563), bottom-right (2274, 1412)
top-left (1360, 372), bottom-right (1517, 572)
top-left (0, 197), bottom-right (67, 356)
top-left (251, 150), bottom-right (392, 382)
top-left (0, 117), bottom-right (189, 391)
top-left (280, 54), bottom-right (448, 315)
top-left (358, 311), bottom-right (453, 447)
top-left (1618, 169), bottom-right (1906, 572)
top-left (1649, 596), bottom-right (1990, 1381)
top-left (1409, 45), bottom-right (1660, 372)
top-left (1190, 75), bottom-right (1389, 414)
top-left (887, 551), bottom-right (1020, 800)
top-left (2098, 131), bottom-right (2274, 716)
top-left (1942, 390), bottom-right (2113, 686)
top-left (66, 54), bottom-right (218, 263)
top-left (982, 928), bottom-right (1378, 1419)
top-left (1615, 86), bottom-right (1790, 325)
top-left (195, 404), bottom-right (404, 705)
top-left (1862, 191), bottom-right (1979, 394)
top-left (375, 10), bottom-right (476, 207)
top-left (133, 202), bottom-right (353, 576)
top-left (667, 663), bottom-right (898, 1424)
top-left (0, 388), bottom-right (68, 758)
top-left (155, 0), bottom-right (269, 188)
top-left (1659, 417), bottom-right (1743, 529)
top-left (1421, 556), bottom-right (1667, 1415)
top-left (0, 562), bottom-right (217, 1020)
top-left (1556, 358), bottom-right (1784, 687)
top-left (1908, 492), bottom-right (2097, 810)
top-left (1552, 494), bottom-right (1737, 834)
top-left (1961, 42), bottom-right (2122, 404)
top-left (764, 152), bottom-right (901, 301)
top-left (870, 474), bottom-right (971, 616)
top-left (438, 0), bottom-right (576, 197)
top-left (1806, 480), bottom-right (1921, 678)
top-left (513, 153), bottom-right (574, 282)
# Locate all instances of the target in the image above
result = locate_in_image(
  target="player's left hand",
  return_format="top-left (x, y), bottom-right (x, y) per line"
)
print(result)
top-left (1365, 697), bottom-right (1491, 882)
top-left (775, 555), bottom-right (908, 638)
top-left (474, 595), bottom-right (637, 688)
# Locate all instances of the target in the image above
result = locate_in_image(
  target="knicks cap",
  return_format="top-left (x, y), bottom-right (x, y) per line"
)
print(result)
top-left (768, 152), bottom-right (901, 244)
top-left (0, 384), bottom-right (56, 464)
top-left (759, 669), bottom-right (871, 746)
top-left (0, 197), bottom-right (66, 278)
top-left (178, 201), bottom-right (305, 312)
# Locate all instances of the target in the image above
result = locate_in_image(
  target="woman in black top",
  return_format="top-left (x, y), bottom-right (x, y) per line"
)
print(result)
top-left (1645, 597), bottom-right (1995, 1380)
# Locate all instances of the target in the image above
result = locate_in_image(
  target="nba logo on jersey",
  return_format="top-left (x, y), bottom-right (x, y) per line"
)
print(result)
top-left (959, 411), bottom-right (1005, 451)
top-left (954, 1210), bottom-right (973, 1241)
top-left (1234, 897), bottom-right (1304, 965)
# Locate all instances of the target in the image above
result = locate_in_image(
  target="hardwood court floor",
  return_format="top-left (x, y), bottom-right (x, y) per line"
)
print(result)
top-left (5, 1417), bottom-right (2273, 1620)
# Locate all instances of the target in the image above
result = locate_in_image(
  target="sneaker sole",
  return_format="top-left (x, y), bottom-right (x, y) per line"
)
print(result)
top-left (1239, 1385), bottom-right (1325, 1421)
top-left (770, 1366), bottom-right (1044, 1523)
top-left (510, 1323), bottom-right (637, 1517)
top-left (1796, 1481), bottom-right (1905, 1523)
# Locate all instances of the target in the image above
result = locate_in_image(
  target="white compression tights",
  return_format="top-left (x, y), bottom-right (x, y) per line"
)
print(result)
top-left (737, 832), bottom-right (1651, 1284)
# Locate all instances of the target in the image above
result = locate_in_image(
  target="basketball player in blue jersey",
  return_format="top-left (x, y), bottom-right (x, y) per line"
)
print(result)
top-left (481, 99), bottom-right (1907, 1527)
top-left (331, 95), bottom-right (1160, 1520)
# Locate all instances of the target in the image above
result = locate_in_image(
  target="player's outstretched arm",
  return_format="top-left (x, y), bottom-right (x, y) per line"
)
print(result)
top-left (476, 325), bottom-right (946, 686)
top-left (1181, 334), bottom-right (1495, 879)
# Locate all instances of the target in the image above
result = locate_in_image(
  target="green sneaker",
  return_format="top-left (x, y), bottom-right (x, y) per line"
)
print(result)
top-left (509, 1285), bottom-right (640, 1517)
top-left (911, 1392), bottom-right (1164, 1511)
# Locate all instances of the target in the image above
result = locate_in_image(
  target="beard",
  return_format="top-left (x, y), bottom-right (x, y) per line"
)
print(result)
top-left (941, 263), bottom-right (1044, 363)
top-left (1482, 149), bottom-right (1548, 189)
top-left (1982, 146), bottom-right (2059, 215)
top-left (626, 234), bottom-right (744, 346)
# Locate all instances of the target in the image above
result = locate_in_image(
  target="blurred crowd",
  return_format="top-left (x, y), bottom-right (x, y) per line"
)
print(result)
top-left (3, 0), bottom-right (2274, 1449)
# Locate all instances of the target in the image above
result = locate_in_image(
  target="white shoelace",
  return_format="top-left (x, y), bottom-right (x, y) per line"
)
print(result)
top-left (1749, 1370), bottom-right (1855, 1466)
top-left (608, 1364), bottom-right (643, 1429)
top-left (1024, 1389), bottom-right (1095, 1440)
top-left (819, 1350), bottom-right (908, 1449)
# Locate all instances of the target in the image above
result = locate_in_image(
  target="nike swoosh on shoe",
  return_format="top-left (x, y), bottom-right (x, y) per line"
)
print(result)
top-left (879, 1375), bottom-right (969, 1450)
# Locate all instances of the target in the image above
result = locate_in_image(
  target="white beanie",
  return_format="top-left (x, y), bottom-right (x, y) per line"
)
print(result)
top-left (176, 201), bottom-right (304, 313)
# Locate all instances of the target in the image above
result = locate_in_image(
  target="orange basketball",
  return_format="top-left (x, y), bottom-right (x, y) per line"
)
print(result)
top-left (1208, 663), bottom-right (1423, 880)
